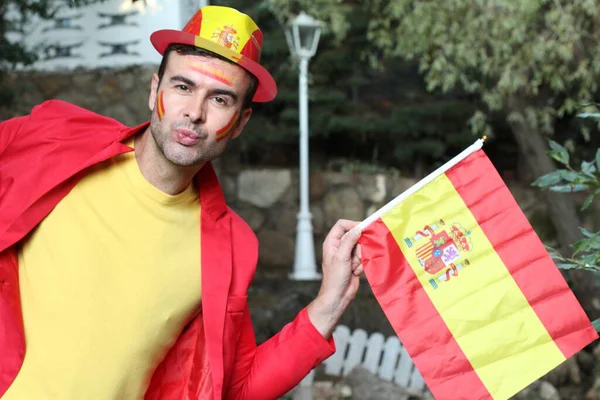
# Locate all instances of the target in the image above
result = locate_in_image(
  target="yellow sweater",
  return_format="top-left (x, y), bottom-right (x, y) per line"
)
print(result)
top-left (5, 143), bottom-right (201, 400)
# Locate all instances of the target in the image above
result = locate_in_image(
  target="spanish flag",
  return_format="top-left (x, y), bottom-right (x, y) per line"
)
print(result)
top-left (359, 139), bottom-right (598, 400)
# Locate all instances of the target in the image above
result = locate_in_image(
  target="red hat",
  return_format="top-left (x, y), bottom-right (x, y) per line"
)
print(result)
top-left (150, 5), bottom-right (277, 102)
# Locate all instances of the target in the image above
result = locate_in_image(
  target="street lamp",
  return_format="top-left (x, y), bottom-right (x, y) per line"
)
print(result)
top-left (285, 12), bottom-right (324, 281)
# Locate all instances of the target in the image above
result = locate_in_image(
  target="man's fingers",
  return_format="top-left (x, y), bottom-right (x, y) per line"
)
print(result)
top-left (350, 244), bottom-right (362, 270)
top-left (329, 219), bottom-right (360, 239)
top-left (337, 227), bottom-right (362, 260)
top-left (323, 219), bottom-right (360, 247)
top-left (352, 265), bottom-right (364, 276)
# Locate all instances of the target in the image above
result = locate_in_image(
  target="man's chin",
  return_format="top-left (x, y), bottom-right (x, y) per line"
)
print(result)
top-left (164, 150), bottom-right (204, 168)
top-left (168, 157), bottom-right (205, 168)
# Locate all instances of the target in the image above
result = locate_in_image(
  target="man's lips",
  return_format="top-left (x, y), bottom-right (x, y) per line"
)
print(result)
top-left (174, 129), bottom-right (201, 146)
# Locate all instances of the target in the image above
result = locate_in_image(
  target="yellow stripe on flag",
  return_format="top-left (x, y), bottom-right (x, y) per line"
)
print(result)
top-left (381, 173), bottom-right (565, 399)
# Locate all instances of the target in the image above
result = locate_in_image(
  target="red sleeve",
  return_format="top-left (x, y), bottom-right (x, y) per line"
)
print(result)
top-left (224, 306), bottom-right (335, 400)
top-left (0, 115), bottom-right (27, 156)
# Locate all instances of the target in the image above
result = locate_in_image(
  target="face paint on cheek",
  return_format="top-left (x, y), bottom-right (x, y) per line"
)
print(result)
top-left (188, 61), bottom-right (234, 87)
top-left (156, 90), bottom-right (166, 121)
top-left (216, 111), bottom-right (240, 141)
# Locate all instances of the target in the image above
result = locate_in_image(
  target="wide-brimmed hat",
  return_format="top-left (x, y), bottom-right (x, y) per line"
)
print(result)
top-left (150, 5), bottom-right (277, 103)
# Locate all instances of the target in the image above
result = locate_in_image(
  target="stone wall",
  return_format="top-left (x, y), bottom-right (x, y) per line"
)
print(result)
top-left (1, 65), bottom-right (157, 125)
top-left (215, 165), bottom-right (420, 270)
top-left (0, 66), bottom-right (572, 342)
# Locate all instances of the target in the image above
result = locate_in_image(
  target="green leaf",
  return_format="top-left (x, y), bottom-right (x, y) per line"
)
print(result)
top-left (581, 161), bottom-right (597, 176)
top-left (548, 151), bottom-right (570, 166)
top-left (577, 113), bottom-right (600, 119)
top-left (592, 318), bottom-right (600, 333)
top-left (549, 184), bottom-right (588, 192)
top-left (577, 103), bottom-right (600, 109)
top-left (532, 171), bottom-right (562, 188)
top-left (556, 262), bottom-right (580, 270)
top-left (596, 149), bottom-right (600, 171)
top-left (582, 188), bottom-right (600, 210)
top-left (548, 140), bottom-right (566, 152)
top-left (548, 140), bottom-right (570, 165)
top-left (580, 227), bottom-right (597, 238)
top-left (558, 170), bottom-right (585, 183)
top-left (573, 236), bottom-right (600, 253)
top-left (578, 253), bottom-right (600, 267)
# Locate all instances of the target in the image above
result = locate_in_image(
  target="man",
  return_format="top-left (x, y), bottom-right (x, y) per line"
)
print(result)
top-left (0, 5), bottom-right (364, 400)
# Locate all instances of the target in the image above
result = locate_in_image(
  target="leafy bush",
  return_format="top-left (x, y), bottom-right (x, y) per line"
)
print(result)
top-left (533, 109), bottom-right (600, 331)
top-left (534, 140), bottom-right (600, 272)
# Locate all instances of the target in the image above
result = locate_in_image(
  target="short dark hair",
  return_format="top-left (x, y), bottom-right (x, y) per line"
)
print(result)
top-left (157, 43), bottom-right (258, 110)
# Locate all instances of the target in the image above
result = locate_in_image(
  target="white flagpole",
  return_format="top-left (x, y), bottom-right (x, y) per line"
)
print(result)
top-left (356, 137), bottom-right (487, 232)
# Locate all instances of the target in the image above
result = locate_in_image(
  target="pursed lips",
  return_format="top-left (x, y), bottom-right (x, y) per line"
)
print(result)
top-left (174, 128), bottom-right (206, 140)
top-left (174, 128), bottom-right (206, 146)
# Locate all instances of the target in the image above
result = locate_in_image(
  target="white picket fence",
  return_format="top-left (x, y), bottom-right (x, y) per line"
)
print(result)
top-left (292, 325), bottom-right (428, 399)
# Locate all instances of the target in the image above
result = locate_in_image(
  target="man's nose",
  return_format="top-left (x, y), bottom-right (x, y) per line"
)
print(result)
top-left (184, 97), bottom-right (206, 123)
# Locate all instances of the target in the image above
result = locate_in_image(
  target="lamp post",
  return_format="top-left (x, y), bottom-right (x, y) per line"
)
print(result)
top-left (285, 12), bottom-right (324, 281)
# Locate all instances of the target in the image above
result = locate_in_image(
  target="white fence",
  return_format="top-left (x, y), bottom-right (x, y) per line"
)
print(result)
top-left (7, 0), bottom-right (207, 71)
top-left (294, 325), bottom-right (427, 399)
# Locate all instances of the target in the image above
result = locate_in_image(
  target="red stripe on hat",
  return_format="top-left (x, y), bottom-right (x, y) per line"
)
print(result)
top-left (445, 150), bottom-right (598, 359)
top-left (361, 219), bottom-right (491, 400)
top-left (183, 9), bottom-right (202, 36)
top-left (240, 29), bottom-right (262, 63)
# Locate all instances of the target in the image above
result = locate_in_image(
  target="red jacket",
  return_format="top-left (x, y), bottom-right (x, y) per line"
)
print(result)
top-left (0, 100), bottom-right (335, 399)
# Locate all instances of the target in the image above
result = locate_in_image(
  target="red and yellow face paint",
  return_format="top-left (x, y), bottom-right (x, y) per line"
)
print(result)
top-left (188, 61), bottom-right (234, 86)
top-left (156, 90), bottom-right (166, 121)
top-left (216, 111), bottom-right (239, 141)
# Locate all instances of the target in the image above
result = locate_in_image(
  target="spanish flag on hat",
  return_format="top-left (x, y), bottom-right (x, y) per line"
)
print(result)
top-left (150, 5), bottom-right (277, 103)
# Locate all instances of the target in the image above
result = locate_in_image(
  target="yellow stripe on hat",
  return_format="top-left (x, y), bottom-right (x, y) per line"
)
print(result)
top-left (381, 173), bottom-right (565, 399)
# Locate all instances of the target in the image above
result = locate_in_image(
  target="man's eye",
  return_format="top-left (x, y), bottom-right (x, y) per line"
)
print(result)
top-left (213, 97), bottom-right (227, 105)
top-left (176, 85), bottom-right (189, 92)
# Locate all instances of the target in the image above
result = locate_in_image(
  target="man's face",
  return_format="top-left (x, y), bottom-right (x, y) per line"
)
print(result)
top-left (147, 51), bottom-right (252, 167)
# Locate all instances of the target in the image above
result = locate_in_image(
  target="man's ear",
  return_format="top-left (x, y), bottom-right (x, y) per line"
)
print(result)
top-left (231, 108), bottom-right (253, 140)
top-left (148, 73), bottom-right (160, 111)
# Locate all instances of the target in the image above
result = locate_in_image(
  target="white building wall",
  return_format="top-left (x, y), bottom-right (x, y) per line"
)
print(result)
top-left (11, 0), bottom-right (208, 71)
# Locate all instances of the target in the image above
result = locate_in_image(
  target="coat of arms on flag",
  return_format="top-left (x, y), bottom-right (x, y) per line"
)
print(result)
top-left (405, 219), bottom-right (472, 289)
top-left (358, 138), bottom-right (598, 400)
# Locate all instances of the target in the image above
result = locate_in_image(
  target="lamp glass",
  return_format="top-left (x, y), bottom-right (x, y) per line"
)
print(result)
top-left (286, 12), bottom-right (323, 58)
top-left (297, 24), bottom-right (319, 52)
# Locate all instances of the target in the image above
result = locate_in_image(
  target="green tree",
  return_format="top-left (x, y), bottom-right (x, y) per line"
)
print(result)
top-left (266, 0), bottom-right (600, 256)
top-left (264, 0), bottom-right (600, 316)
top-left (533, 111), bottom-right (600, 330)
top-left (0, 0), bottom-right (102, 107)
top-left (219, 0), bottom-right (478, 171)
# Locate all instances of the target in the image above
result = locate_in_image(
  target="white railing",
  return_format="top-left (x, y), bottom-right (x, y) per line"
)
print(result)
top-left (293, 325), bottom-right (427, 400)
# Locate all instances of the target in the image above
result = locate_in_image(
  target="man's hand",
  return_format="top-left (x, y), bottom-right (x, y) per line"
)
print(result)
top-left (307, 219), bottom-right (363, 339)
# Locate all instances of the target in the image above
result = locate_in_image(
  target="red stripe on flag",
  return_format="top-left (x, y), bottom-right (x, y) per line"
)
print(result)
top-left (446, 150), bottom-right (598, 358)
top-left (361, 219), bottom-right (491, 400)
